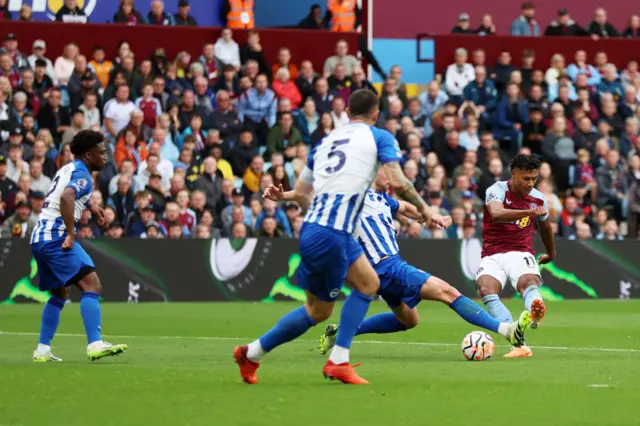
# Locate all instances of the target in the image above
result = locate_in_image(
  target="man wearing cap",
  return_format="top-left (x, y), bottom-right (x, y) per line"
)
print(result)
top-left (27, 40), bottom-right (56, 84)
top-left (451, 13), bottom-right (476, 34)
top-left (544, 9), bottom-right (590, 36)
top-left (174, 0), bottom-right (197, 26)
top-left (0, 154), bottom-right (17, 197)
top-left (221, 188), bottom-right (253, 230)
top-left (70, 70), bottom-right (102, 112)
top-left (0, 200), bottom-right (35, 238)
top-left (0, 33), bottom-right (28, 70)
top-left (126, 204), bottom-right (157, 237)
top-left (143, 221), bottom-right (163, 239)
top-left (29, 191), bottom-right (45, 222)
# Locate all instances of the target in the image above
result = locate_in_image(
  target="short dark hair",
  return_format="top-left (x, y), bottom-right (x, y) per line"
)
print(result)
top-left (522, 2), bottom-right (534, 10)
top-left (92, 45), bottom-right (104, 52)
top-left (70, 130), bottom-right (104, 156)
top-left (348, 89), bottom-right (379, 118)
top-left (510, 154), bottom-right (542, 171)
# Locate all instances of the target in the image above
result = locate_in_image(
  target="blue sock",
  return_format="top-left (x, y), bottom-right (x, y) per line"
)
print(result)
top-left (80, 292), bottom-right (102, 344)
top-left (450, 295), bottom-right (502, 333)
top-left (522, 286), bottom-right (542, 312)
top-left (356, 312), bottom-right (407, 335)
top-left (482, 294), bottom-right (513, 323)
top-left (259, 306), bottom-right (317, 352)
top-left (38, 296), bottom-right (65, 345)
top-left (335, 290), bottom-right (374, 349)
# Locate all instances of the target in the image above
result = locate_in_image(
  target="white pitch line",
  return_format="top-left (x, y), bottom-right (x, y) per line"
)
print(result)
top-left (1, 331), bottom-right (639, 354)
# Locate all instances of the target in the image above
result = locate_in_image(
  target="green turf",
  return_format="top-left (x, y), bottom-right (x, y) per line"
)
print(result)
top-left (1, 300), bottom-right (639, 426)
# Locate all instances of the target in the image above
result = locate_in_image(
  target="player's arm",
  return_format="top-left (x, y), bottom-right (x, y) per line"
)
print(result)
top-left (485, 184), bottom-right (547, 222)
top-left (396, 200), bottom-right (423, 221)
top-left (537, 218), bottom-right (556, 265)
top-left (381, 161), bottom-right (432, 224)
top-left (60, 187), bottom-right (77, 249)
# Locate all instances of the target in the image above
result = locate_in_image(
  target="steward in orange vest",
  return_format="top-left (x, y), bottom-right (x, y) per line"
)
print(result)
top-left (326, 0), bottom-right (359, 32)
top-left (224, 0), bottom-right (255, 29)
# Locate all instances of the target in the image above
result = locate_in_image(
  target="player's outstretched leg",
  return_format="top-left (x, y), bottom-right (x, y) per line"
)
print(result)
top-left (517, 275), bottom-right (545, 329)
top-left (33, 287), bottom-right (68, 362)
top-left (235, 292), bottom-right (327, 384)
top-left (323, 255), bottom-right (379, 385)
top-left (77, 272), bottom-right (128, 361)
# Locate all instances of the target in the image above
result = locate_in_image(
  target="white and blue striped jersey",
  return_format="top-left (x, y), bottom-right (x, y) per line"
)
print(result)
top-left (302, 123), bottom-right (402, 234)
top-left (354, 189), bottom-right (401, 265)
top-left (31, 160), bottom-right (93, 244)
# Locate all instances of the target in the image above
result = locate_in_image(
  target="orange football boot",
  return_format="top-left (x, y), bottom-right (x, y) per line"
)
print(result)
top-left (530, 298), bottom-right (546, 329)
top-left (503, 346), bottom-right (533, 358)
top-left (322, 360), bottom-right (369, 384)
top-left (233, 346), bottom-right (260, 384)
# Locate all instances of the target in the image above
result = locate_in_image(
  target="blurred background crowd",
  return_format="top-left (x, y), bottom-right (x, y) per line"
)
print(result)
top-left (0, 0), bottom-right (638, 241)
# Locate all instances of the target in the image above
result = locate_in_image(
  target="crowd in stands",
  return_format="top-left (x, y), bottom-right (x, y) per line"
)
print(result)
top-left (0, 0), bottom-right (638, 242)
top-left (452, 3), bottom-right (640, 38)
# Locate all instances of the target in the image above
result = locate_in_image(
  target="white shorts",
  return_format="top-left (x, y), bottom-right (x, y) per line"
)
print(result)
top-left (475, 251), bottom-right (541, 291)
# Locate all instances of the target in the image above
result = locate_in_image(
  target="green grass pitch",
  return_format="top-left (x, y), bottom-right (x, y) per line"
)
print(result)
top-left (1, 300), bottom-right (639, 426)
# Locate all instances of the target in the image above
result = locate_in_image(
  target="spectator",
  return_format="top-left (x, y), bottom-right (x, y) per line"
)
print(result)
top-left (445, 48), bottom-right (475, 105)
top-left (135, 83), bottom-right (163, 129)
top-left (476, 14), bottom-right (496, 36)
top-left (548, 74), bottom-right (578, 104)
top-left (463, 65), bottom-right (498, 120)
top-left (61, 110), bottom-right (85, 146)
top-left (36, 88), bottom-right (70, 145)
top-left (194, 157), bottom-right (223, 210)
top-left (298, 4), bottom-right (327, 29)
top-left (296, 60), bottom-right (318, 101)
top-left (215, 178), bottom-right (234, 216)
top-left (621, 61), bottom-right (640, 87)
top-left (522, 107), bottom-right (547, 156)
top-left (1, 201), bottom-right (35, 238)
top-left (330, 97), bottom-right (349, 128)
top-left (627, 154), bottom-right (640, 237)
top-left (478, 158), bottom-right (508, 199)
top-left (0, 154), bottom-right (16, 196)
top-left (567, 50), bottom-right (601, 87)
top-left (254, 198), bottom-right (292, 237)
top-left (240, 31), bottom-right (268, 75)
top-left (146, 0), bottom-right (174, 25)
top-left (113, 0), bottom-right (144, 24)
top-left (174, 0), bottom-right (197, 25)
top-left (31, 139), bottom-right (56, 179)
top-left (436, 131), bottom-right (466, 177)
top-left (242, 154), bottom-right (263, 197)
top-left (542, 116), bottom-right (577, 190)
top-left (222, 188), bottom-right (253, 230)
top-left (115, 127), bottom-right (148, 170)
top-left (451, 13), bottom-right (475, 34)
top-left (1, 33), bottom-right (28, 71)
top-left (494, 83), bottom-right (529, 151)
top-left (459, 116), bottom-right (480, 151)
top-left (238, 74), bottom-right (277, 140)
top-left (544, 9), bottom-right (590, 36)
top-left (104, 85), bottom-right (136, 138)
top-left (126, 203), bottom-right (155, 237)
top-left (622, 15), bottom-right (640, 38)
top-left (511, 2), bottom-right (540, 36)
top-left (296, 98), bottom-right (319, 144)
top-left (323, 40), bottom-right (360, 78)
top-left (311, 112), bottom-right (334, 147)
top-left (596, 219), bottom-right (624, 240)
top-left (573, 116), bottom-right (599, 152)
top-left (598, 64), bottom-right (625, 102)
top-left (272, 68), bottom-right (302, 110)
top-left (597, 150), bottom-right (628, 221)
top-left (271, 47), bottom-right (298, 82)
top-left (55, 0), bottom-right (87, 23)
top-left (27, 40), bottom-right (56, 85)
top-left (419, 81), bottom-right (448, 120)
top-left (27, 159), bottom-right (50, 194)
top-left (209, 91), bottom-right (241, 144)
top-left (215, 28), bottom-right (241, 70)
top-left (545, 54), bottom-right (566, 87)
top-left (588, 8), bottom-right (619, 38)
top-left (229, 130), bottom-right (258, 176)
top-left (107, 174), bottom-right (136, 225)
top-left (311, 77), bottom-right (335, 114)
top-left (54, 43), bottom-right (79, 85)
top-left (0, 0), bottom-right (11, 20)
top-left (327, 64), bottom-right (353, 105)
top-left (180, 116), bottom-right (208, 152)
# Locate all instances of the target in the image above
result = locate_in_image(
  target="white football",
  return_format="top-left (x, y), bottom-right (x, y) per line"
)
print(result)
top-left (461, 331), bottom-right (495, 361)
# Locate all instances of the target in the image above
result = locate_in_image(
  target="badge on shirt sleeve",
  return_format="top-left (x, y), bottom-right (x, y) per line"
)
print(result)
top-left (72, 178), bottom-right (88, 192)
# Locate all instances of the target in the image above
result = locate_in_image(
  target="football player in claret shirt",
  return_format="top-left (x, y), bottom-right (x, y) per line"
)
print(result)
top-left (476, 154), bottom-right (556, 358)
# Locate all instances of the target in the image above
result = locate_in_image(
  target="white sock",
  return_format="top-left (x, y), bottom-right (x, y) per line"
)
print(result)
top-left (36, 344), bottom-right (51, 353)
top-left (247, 340), bottom-right (265, 362)
top-left (329, 345), bottom-right (349, 365)
top-left (497, 322), bottom-right (510, 338)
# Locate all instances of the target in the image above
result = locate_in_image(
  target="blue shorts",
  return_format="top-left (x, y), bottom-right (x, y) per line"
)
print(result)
top-left (375, 254), bottom-right (431, 309)
top-left (31, 239), bottom-right (96, 291)
top-left (296, 222), bottom-right (363, 302)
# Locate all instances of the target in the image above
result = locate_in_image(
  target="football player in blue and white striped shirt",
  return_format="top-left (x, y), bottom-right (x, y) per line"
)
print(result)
top-left (318, 167), bottom-right (532, 355)
top-left (235, 90), bottom-right (441, 385)
top-left (31, 130), bottom-right (127, 363)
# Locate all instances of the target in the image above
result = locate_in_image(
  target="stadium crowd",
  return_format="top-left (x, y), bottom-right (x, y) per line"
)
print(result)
top-left (0, 1), bottom-right (638, 241)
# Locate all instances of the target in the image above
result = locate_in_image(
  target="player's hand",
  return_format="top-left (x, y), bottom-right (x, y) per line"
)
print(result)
top-left (531, 206), bottom-right (548, 217)
top-left (263, 184), bottom-right (284, 201)
top-left (92, 206), bottom-right (106, 226)
top-left (62, 235), bottom-right (74, 251)
top-left (538, 253), bottom-right (555, 265)
top-left (419, 208), bottom-right (432, 228)
top-left (431, 214), bottom-right (452, 229)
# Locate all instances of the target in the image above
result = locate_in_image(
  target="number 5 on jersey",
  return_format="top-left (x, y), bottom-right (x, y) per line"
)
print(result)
top-left (325, 138), bottom-right (350, 174)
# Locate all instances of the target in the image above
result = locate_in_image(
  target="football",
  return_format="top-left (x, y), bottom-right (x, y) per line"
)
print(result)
top-left (461, 331), bottom-right (495, 361)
